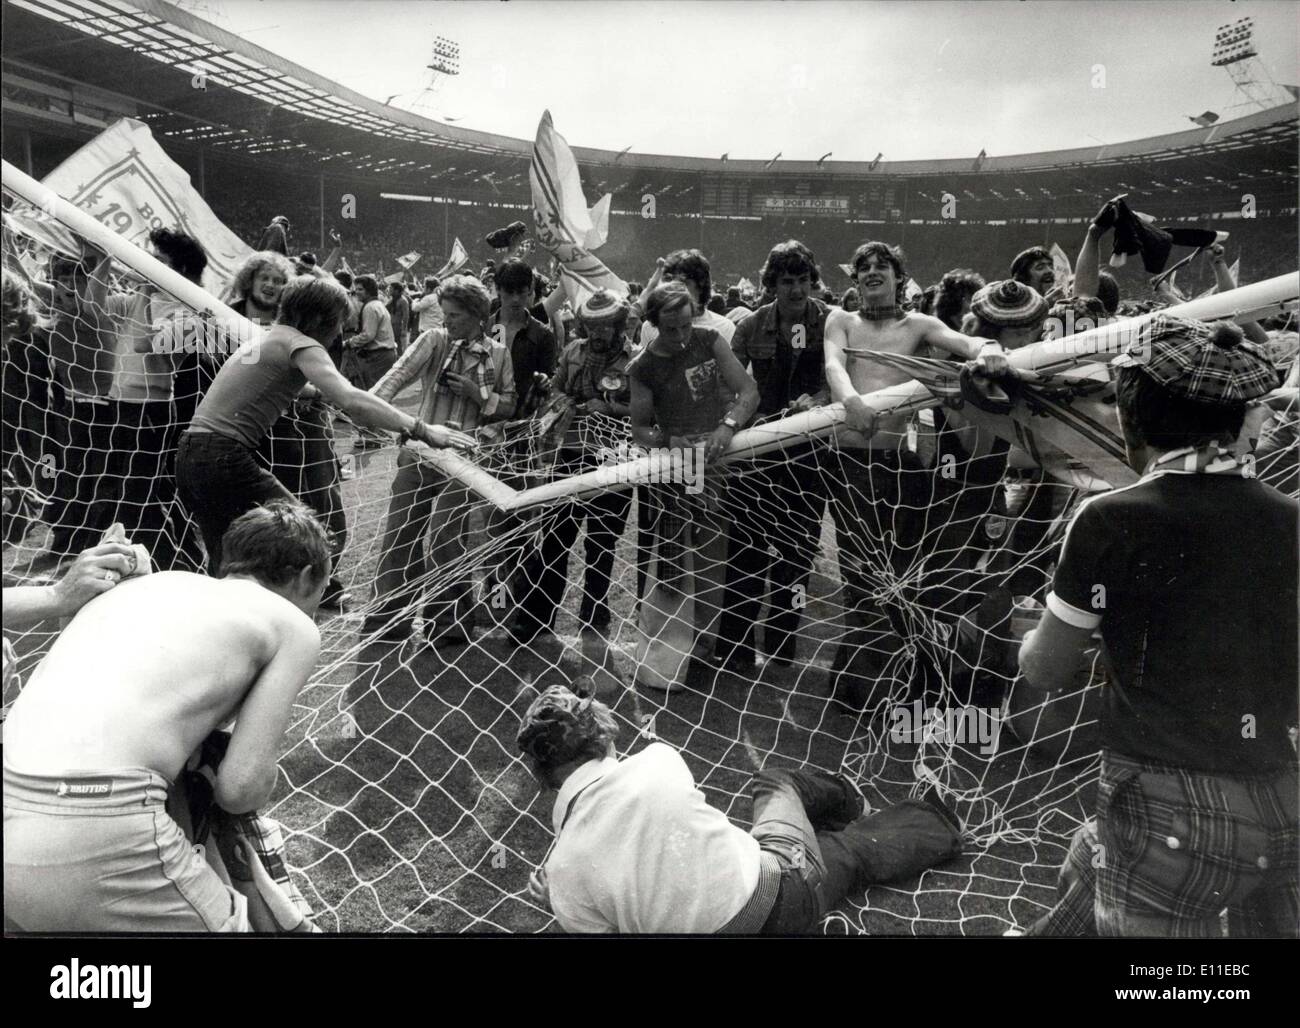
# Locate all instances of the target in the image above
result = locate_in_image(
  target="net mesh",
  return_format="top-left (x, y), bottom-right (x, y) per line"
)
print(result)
top-left (3, 185), bottom-right (1294, 934)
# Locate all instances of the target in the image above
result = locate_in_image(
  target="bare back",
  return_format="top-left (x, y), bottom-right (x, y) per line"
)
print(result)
top-left (4, 571), bottom-right (319, 780)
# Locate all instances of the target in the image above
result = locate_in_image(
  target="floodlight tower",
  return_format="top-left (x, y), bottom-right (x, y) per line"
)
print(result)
top-left (1211, 17), bottom-right (1287, 112)
top-left (427, 36), bottom-right (461, 82)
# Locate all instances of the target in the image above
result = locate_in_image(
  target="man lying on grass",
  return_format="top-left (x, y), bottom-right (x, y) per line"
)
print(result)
top-left (516, 683), bottom-right (964, 933)
top-left (4, 501), bottom-right (330, 932)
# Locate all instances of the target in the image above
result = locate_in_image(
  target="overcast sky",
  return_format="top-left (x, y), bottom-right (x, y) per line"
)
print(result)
top-left (211, 0), bottom-right (1299, 161)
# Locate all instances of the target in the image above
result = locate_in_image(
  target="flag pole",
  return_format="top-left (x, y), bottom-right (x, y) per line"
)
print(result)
top-left (2, 159), bottom-right (257, 343)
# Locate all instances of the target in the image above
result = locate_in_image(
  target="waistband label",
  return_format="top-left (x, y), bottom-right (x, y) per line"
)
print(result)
top-left (56, 778), bottom-right (116, 797)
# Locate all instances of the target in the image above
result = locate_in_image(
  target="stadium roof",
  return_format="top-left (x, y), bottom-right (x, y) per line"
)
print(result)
top-left (3, 0), bottom-right (1297, 202)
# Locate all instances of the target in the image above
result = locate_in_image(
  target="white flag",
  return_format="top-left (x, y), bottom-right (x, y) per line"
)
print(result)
top-left (396, 251), bottom-right (421, 270)
top-left (9, 118), bottom-right (250, 291)
top-left (1049, 243), bottom-right (1073, 292)
top-left (530, 111), bottom-right (624, 303)
top-left (433, 238), bottom-right (469, 279)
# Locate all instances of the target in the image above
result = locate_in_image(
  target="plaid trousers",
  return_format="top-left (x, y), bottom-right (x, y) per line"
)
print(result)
top-left (1028, 751), bottom-right (1299, 938)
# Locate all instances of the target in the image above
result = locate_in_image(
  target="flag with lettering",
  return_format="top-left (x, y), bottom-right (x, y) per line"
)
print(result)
top-left (396, 251), bottom-right (421, 270)
top-left (6, 118), bottom-right (250, 291)
top-left (530, 111), bottom-right (624, 304)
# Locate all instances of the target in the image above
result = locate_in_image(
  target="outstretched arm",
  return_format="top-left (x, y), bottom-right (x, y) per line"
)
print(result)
top-left (921, 316), bottom-right (1010, 377)
top-left (293, 344), bottom-right (475, 449)
top-left (1207, 246), bottom-right (1268, 345)
top-left (1073, 224), bottom-right (1107, 302)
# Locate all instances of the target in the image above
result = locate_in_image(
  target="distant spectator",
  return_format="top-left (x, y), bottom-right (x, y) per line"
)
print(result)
top-left (256, 215), bottom-right (291, 255)
top-left (387, 281), bottom-right (411, 354)
top-left (412, 276), bottom-right (444, 333)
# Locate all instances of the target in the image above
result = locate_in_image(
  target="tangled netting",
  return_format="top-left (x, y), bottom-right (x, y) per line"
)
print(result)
top-left (4, 186), bottom-right (1295, 933)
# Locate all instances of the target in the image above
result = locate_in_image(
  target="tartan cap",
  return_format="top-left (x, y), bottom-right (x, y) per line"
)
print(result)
top-left (516, 684), bottom-right (616, 769)
top-left (1114, 315), bottom-right (1279, 406)
top-left (970, 279), bottom-right (1048, 328)
top-left (576, 288), bottom-right (629, 325)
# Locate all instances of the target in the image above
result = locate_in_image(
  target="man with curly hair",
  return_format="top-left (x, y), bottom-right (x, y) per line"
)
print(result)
top-left (516, 683), bottom-right (963, 934)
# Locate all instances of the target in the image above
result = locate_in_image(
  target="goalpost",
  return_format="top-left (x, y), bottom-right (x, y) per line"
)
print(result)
top-left (4, 159), bottom-right (1296, 933)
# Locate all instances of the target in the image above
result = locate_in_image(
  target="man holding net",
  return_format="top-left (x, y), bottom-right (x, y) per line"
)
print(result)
top-left (628, 281), bottom-right (759, 679)
top-left (4, 502), bottom-right (328, 932)
top-left (823, 241), bottom-right (1010, 705)
top-left (1018, 316), bottom-right (1297, 938)
top-left (517, 288), bottom-right (635, 641)
top-left (226, 253), bottom-right (352, 609)
top-left (176, 275), bottom-right (473, 575)
top-left (515, 683), bottom-right (963, 933)
top-left (362, 274), bottom-right (514, 647)
top-left (717, 240), bottom-right (832, 673)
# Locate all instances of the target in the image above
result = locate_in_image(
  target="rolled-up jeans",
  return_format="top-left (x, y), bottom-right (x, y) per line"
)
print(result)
top-left (750, 768), bottom-right (963, 932)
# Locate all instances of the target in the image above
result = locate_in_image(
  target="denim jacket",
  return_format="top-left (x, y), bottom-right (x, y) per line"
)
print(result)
top-left (730, 298), bottom-right (830, 417)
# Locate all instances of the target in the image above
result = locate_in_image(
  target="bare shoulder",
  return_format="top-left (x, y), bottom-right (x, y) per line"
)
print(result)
top-left (825, 307), bottom-right (853, 339)
top-left (903, 311), bottom-right (944, 336)
top-left (220, 578), bottom-right (321, 653)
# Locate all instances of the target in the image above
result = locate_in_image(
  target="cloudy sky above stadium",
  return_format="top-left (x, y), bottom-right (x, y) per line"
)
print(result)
top-left (219, 0), bottom-right (1298, 161)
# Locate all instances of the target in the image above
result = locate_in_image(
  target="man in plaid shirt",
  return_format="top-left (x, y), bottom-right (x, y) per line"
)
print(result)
top-left (363, 275), bottom-right (516, 646)
top-left (1018, 315), bottom-right (1296, 937)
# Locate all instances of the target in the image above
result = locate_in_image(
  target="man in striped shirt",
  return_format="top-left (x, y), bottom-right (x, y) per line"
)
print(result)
top-left (362, 275), bottom-right (516, 646)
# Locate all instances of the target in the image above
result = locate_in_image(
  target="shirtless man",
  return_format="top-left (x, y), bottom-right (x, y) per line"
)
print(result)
top-left (5, 504), bottom-right (332, 930)
top-left (4, 502), bottom-right (330, 932)
top-left (822, 241), bottom-right (1007, 699)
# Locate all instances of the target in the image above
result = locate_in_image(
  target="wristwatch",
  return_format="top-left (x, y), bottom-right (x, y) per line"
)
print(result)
top-left (721, 414), bottom-right (740, 431)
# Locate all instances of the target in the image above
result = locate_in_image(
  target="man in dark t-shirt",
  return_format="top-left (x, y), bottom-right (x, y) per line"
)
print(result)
top-left (627, 282), bottom-right (758, 679)
top-left (1018, 315), bottom-right (1296, 938)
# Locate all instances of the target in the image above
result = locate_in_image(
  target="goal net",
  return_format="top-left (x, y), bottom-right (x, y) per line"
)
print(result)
top-left (3, 172), bottom-right (1296, 934)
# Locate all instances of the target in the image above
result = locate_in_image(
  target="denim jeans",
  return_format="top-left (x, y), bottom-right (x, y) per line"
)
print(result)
top-left (175, 430), bottom-right (296, 574)
top-left (750, 769), bottom-right (963, 933)
top-left (718, 443), bottom-right (829, 665)
top-left (258, 399), bottom-right (348, 566)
